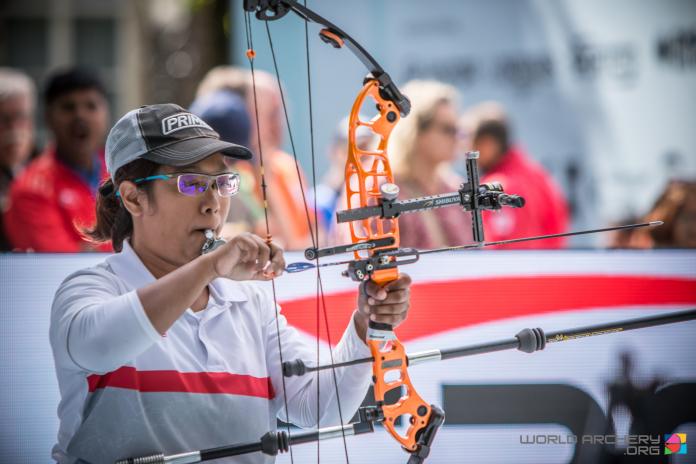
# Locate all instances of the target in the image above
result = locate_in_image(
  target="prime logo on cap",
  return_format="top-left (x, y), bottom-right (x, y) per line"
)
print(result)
top-left (161, 112), bottom-right (213, 135)
top-left (106, 103), bottom-right (253, 181)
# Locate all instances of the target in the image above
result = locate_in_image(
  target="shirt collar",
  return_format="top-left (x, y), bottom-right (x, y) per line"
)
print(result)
top-left (106, 240), bottom-right (248, 303)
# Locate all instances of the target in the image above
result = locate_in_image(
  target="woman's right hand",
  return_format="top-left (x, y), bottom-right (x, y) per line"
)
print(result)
top-left (207, 232), bottom-right (286, 281)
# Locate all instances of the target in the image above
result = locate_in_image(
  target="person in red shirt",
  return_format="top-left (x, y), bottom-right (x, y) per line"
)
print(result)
top-left (4, 68), bottom-right (111, 252)
top-left (461, 102), bottom-right (569, 248)
top-left (0, 68), bottom-right (36, 251)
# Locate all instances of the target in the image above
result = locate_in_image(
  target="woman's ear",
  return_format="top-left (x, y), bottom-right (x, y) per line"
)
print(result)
top-left (118, 181), bottom-right (148, 217)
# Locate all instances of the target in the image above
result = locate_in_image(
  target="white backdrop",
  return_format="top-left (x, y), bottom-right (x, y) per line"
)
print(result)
top-left (1, 250), bottom-right (695, 463)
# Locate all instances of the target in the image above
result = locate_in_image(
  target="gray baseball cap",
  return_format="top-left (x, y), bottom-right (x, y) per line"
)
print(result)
top-left (105, 103), bottom-right (252, 181)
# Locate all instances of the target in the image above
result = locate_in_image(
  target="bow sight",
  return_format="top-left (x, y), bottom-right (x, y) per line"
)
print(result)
top-left (304, 151), bottom-right (525, 281)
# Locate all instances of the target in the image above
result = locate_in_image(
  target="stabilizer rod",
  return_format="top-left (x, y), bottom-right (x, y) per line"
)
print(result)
top-left (283, 308), bottom-right (696, 377)
top-left (115, 416), bottom-right (375, 463)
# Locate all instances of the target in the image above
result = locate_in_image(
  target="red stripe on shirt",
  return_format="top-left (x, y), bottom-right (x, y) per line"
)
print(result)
top-left (87, 366), bottom-right (275, 399)
top-left (280, 275), bottom-right (696, 343)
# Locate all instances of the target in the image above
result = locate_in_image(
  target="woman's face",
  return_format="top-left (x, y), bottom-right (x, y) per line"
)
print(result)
top-left (415, 102), bottom-right (459, 165)
top-left (133, 152), bottom-right (232, 266)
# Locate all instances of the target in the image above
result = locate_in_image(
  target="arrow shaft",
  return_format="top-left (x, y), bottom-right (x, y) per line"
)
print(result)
top-left (419, 221), bottom-right (662, 255)
top-left (285, 222), bottom-right (663, 274)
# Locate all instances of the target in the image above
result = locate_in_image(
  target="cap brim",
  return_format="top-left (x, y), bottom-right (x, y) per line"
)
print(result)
top-left (142, 136), bottom-right (253, 167)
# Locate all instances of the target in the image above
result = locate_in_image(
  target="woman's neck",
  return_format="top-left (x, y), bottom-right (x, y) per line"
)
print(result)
top-left (130, 236), bottom-right (179, 279)
top-left (130, 237), bottom-right (210, 311)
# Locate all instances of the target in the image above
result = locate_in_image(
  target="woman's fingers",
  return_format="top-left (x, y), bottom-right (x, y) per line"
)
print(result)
top-left (357, 273), bottom-right (412, 329)
top-left (268, 241), bottom-right (286, 277)
top-left (367, 288), bottom-right (409, 306)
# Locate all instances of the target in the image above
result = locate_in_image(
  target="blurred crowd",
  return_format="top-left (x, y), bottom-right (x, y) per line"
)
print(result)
top-left (0, 65), bottom-right (694, 253)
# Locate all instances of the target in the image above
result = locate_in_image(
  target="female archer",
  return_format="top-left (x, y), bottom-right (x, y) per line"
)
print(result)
top-left (49, 103), bottom-right (412, 463)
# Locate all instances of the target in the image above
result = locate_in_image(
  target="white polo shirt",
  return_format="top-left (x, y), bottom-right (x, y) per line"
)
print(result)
top-left (50, 241), bottom-right (372, 463)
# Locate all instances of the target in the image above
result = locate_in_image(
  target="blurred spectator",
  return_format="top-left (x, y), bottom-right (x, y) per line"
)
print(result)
top-left (195, 66), bottom-right (314, 250)
top-left (460, 102), bottom-right (569, 248)
top-left (0, 68), bottom-right (36, 251)
top-left (189, 88), bottom-right (262, 238)
top-left (195, 66), bottom-right (250, 100)
top-left (387, 80), bottom-right (473, 249)
top-left (190, 89), bottom-right (251, 148)
top-left (605, 215), bottom-right (652, 249)
top-left (4, 68), bottom-right (111, 252)
top-left (609, 180), bottom-right (696, 249)
top-left (650, 180), bottom-right (696, 248)
top-left (310, 116), bottom-right (377, 241)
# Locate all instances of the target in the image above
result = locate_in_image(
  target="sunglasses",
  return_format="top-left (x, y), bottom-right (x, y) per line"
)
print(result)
top-left (117, 172), bottom-right (241, 198)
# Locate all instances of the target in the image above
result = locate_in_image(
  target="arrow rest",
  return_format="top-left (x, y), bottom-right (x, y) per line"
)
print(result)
top-left (343, 247), bottom-right (420, 281)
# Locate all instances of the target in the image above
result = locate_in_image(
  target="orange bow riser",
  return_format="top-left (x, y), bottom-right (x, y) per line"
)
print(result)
top-left (344, 78), bottom-right (444, 454)
top-left (345, 80), bottom-right (400, 284)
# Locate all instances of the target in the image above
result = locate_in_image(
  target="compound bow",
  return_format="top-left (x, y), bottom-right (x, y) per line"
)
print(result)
top-left (109, 0), bottom-right (696, 464)
top-left (110, 2), bottom-right (684, 463)
top-left (240, 1), bottom-right (669, 463)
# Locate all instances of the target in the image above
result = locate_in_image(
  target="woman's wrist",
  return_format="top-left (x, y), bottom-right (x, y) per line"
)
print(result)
top-left (198, 251), bottom-right (221, 281)
top-left (353, 310), bottom-right (369, 343)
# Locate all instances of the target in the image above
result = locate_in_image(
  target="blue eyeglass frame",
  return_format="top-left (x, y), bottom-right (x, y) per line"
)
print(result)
top-left (115, 172), bottom-right (241, 198)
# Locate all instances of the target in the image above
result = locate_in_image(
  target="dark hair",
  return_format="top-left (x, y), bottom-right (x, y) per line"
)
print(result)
top-left (85, 159), bottom-right (160, 252)
top-left (474, 119), bottom-right (510, 155)
top-left (44, 68), bottom-right (107, 106)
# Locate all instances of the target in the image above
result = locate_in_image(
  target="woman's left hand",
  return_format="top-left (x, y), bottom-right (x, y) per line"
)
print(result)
top-left (354, 273), bottom-right (412, 342)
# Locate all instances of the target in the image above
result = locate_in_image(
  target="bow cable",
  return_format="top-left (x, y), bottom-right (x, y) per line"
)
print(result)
top-left (300, 2), bottom-right (353, 461)
top-left (243, 12), bottom-right (295, 464)
top-left (253, 10), bottom-right (352, 463)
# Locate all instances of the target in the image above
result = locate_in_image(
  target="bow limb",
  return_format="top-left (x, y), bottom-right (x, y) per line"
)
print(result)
top-left (244, 0), bottom-right (410, 116)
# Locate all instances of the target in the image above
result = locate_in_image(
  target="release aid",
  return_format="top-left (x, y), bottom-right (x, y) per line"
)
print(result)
top-left (201, 229), bottom-right (226, 255)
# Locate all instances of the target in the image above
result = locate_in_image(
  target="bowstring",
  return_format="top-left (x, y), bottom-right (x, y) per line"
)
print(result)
top-left (244, 12), bottom-right (294, 463)
top-left (301, 1), bottom-right (352, 461)
top-left (262, 14), bottom-right (351, 464)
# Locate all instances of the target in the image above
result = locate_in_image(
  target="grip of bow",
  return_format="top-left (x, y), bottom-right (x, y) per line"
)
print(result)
top-left (346, 79), bottom-right (440, 454)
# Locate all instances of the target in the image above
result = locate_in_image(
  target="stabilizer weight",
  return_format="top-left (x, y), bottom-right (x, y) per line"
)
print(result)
top-left (260, 431), bottom-right (289, 455)
top-left (515, 327), bottom-right (546, 353)
top-left (282, 359), bottom-right (307, 377)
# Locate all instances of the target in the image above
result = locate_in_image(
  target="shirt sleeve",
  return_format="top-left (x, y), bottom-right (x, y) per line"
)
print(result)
top-left (50, 268), bottom-right (162, 374)
top-left (261, 289), bottom-right (372, 428)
